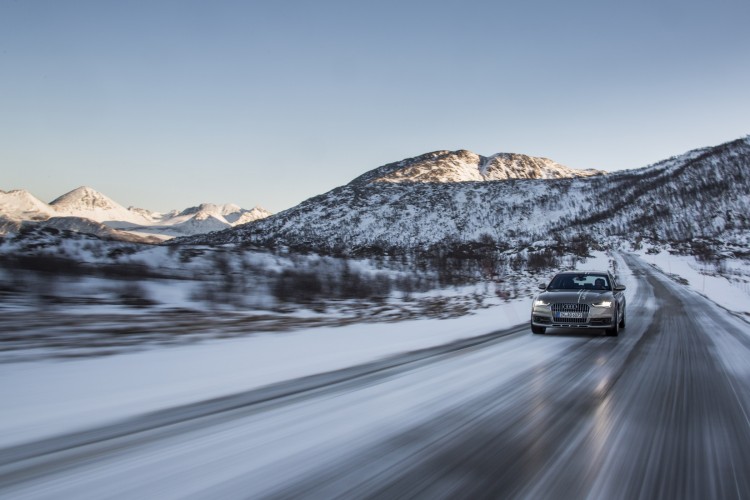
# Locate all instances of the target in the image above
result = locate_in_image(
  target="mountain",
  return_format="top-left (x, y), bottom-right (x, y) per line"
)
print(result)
top-left (562, 137), bottom-right (750, 249)
top-left (164, 213), bottom-right (231, 236)
top-left (0, 186), bottom-right (271, 241)
top-left (350, 150), bottom-right (604, 185)
top-left (180, 138), bottom-right (750, 256)
top-left (50, 186), bottom-right (150, 225)
top-left (0, 189), bottom-right (56, 220)
top-left (231, 207), bottom-right (274, 226)
top-left (125, 203), bottom-right (273, 237)
top-left (173, 203), bottom-right (272, 226)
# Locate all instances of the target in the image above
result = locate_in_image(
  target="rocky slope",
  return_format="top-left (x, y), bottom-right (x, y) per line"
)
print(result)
top-left (350, 150), bottom-right (603, 185)
top-left (180, 137), bottom-right (750, 256)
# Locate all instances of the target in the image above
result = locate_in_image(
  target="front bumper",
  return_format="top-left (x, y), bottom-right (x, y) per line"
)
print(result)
top-left (531, 304), bottom-right (614, 329)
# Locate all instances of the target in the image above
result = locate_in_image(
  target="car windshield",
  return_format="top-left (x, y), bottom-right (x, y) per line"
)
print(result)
top-left (548, 274), bottom-right (610, 291)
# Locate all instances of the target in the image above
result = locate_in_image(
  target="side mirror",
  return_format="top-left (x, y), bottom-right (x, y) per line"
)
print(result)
top-left (538, 283), bottom-right (547, 290)
top-left (614, 285), bottom-right (626, 291)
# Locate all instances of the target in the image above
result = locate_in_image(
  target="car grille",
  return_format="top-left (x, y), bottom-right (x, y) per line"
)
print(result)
top-left (550, 303), bottom-right (590, 324)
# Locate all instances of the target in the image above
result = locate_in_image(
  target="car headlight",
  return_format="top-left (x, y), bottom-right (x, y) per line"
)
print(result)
top-left (534, 299), bottom-right (550, 307)
top-left (593, 300), bottom-right (612, 308)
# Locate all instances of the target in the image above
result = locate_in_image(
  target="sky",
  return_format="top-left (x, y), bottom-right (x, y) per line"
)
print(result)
top-left (1, 0), bottom-right (749, 213)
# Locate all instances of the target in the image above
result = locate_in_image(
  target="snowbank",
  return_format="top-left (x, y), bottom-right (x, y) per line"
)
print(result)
top-left (0, 299), bottom-right (530, 449)
top-left (636, 250), bottom-right (750, 318)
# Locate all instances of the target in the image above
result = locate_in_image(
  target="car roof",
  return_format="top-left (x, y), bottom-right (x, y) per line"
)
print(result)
top-left (554, 270), bottom-right (610, 276)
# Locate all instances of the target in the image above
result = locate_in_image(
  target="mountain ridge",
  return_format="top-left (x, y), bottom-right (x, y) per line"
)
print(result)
top-left (349, 150), bottom-right (604, 185)
top-left (0, 186), bottom-right (271, 240)
top-left (178, 136), bottom-right (750, 256)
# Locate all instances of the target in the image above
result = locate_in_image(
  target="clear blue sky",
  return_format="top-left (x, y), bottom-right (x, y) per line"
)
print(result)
top-left (1, 0), bottom-right (748, 213)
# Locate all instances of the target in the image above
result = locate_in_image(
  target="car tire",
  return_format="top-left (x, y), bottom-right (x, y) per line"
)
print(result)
top-left (606, 308), bottom-right (620, 337)
top-left (619, 308), bottom-right (626, 328)
top-left (531, 324), bottom-right (546, 335)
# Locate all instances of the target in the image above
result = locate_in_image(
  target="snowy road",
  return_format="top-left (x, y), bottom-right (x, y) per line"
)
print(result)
top-left (2, 254), bottom-right (750, 499)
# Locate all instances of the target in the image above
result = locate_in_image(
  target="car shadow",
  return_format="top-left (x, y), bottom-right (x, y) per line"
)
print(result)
top-left (541, 328), bottom-right (613, 338)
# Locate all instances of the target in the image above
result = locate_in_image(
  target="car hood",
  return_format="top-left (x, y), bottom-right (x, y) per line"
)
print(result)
top-left (537, 290), bottom-right (614, 304)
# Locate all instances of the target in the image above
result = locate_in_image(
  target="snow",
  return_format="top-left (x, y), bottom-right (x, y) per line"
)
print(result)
top-left (2, 251), bottom-right (749, 498)
top-left (0, 189), bottom-right (56, 219)
top-left (0, 248), bottom-right (626, 450)
top-left (186, 136), bottom-right (750, 260)
top-left (0, 186), bottom-right (271, 240)
top-left (0, 299), bottom-right (531, 449)
top-left (50, 186), bottom-right (151, 225)
top-left (368, 150), bottom-right (603, 184)
top-left (636, 250), bottom-right (750, 318)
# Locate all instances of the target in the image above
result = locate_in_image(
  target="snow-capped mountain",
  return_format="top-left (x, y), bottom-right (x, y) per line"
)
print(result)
top-left (231, 207), bottom-right (274, 226)
top-left (170, 203), bottom-right (272, 226)
top-left (350, 150), bottom-right (604, 185)
top-left (50, 186), bottom-right (151, 225)
top-left (180, 137), bottom-right (750, 255)
top-left (0, 189), bottom-right (57, 220)
top-left (0, 186), bottom-right (271, 241)
top-left (126, 203), bottom-right (273, 237)
top-left (159, 212), bottom-right (232, 236)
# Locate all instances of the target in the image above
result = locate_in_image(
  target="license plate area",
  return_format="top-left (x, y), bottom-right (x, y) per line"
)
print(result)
top-left (555, 312), bottom-right (584, 319)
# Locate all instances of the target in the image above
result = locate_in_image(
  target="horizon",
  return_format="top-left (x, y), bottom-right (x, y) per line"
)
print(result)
top-left (3, 132), bottom-right (749, 214)
top-left (2, 1), bottom-right (749, 213)
top-left (4, 133), bottom-right (749, 214)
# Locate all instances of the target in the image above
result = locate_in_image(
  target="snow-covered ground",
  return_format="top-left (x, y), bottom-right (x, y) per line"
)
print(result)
top-left (0, 252), bottom-right (618, 450)
top-left (635, 250), bottom-right (750, 319)
top-left (0, 299), bottom-right (531, 449)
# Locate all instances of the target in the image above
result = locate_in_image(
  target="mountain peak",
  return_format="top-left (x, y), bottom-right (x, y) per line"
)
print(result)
top-left (50, 186), bottom-right (120, 211)
top-left (349, 149), bottom-right (604, 185)
top-left (0, 189), bottom-right (55, 219)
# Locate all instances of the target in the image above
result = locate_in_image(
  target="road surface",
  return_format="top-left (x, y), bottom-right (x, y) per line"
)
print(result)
top-left (1, 253), bottom-right (749, 499)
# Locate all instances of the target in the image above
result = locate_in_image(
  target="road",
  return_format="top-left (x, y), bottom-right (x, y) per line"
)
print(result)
top-left (1, 253), bottom-right (749, 499)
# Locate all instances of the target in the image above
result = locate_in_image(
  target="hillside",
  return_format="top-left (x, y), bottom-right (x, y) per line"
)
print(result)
top-left (181, 137), bottom-right (750, 256)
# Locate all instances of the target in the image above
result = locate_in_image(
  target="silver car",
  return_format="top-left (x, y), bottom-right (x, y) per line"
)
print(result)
top-left (531, 271), bottom-right (626, 336)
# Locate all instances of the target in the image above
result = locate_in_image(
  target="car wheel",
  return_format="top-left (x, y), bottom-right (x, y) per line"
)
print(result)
top-left (606, 308), bottom-right (620, 337)
top-left (531, 324), bottom-right (546, 335)
top-left (619, 308), bottom-right (626, 328)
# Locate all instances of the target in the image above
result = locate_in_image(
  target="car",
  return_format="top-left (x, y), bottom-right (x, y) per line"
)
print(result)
top-left (531, 270), bottom-right (626, 336)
